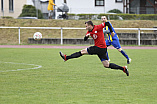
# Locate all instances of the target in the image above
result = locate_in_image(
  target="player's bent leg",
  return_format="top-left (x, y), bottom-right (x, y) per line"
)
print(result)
top-left (113, 40), bottom-right (131, 64)
top-left (106, 51), bottom-right (110, 61)
top-left (81, 48), bottom-right (89, 55)
top-left (102, 60), bottom-right (123, 70)
top-left (118, 48), bottom-right (131, 64)
top-left (102, 60), bottom-right (110, 68)
top-left (117, 48), bottom-right (122, 52)
top-left (119, 49), bottom-right (129, 60)
top-left (102, 60), bottom-right (129, 76)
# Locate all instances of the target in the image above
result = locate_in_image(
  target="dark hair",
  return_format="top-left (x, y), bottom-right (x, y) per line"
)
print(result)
top-left (85, 21), bottom-right (94, 26)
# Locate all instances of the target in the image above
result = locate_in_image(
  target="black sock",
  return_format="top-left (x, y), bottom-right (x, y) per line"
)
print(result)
top-left (66, 51), bottom-right (82, 60)
top-left (109, 63), bottom-right (124, 70)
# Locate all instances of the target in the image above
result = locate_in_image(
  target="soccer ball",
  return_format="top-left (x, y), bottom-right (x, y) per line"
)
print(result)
top-left (33, 32), bottom-right (42, 40)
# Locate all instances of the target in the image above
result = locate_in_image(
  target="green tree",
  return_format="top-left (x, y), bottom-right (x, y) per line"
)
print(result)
top-left (19, 5), bottom-right (43, 19)
top-left (107, 9), bottom-right (122, 14)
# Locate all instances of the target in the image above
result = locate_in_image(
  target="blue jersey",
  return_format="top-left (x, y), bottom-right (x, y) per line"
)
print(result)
top-left (104, 21), bottom-right (119, 42)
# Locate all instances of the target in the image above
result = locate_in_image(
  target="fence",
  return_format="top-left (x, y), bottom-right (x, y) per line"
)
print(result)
top-left (0, 26), bottom-right (157, 46)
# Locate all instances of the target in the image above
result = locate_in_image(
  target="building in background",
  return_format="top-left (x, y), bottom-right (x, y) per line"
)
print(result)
top-left (0, 0), bottom-right (156, 19)
top-left (0, 0), bottom-right (34, 18)
top-left (55, 0), bottom-right (156, 19)
top-left (129, 0), bottom-right (157, 14)
top-left (55, 0), bottom-right (123, 19)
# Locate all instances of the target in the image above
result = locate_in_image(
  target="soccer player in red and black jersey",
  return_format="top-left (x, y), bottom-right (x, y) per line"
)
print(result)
top-left (59, 21), bottom-right (129, 76)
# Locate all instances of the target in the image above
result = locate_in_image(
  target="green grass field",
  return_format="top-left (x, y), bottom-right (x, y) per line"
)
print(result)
top-left (0, 48), bottom-right (157, 104)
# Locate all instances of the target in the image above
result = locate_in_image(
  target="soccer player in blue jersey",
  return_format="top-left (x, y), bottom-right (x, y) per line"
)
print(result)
top-left (101, 16), bottom-right (131, 64)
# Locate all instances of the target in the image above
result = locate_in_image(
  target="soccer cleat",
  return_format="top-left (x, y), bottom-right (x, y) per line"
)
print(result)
top-left (127, 58), bottom-right (131, 64)
top-left (123, 66), bottom-right (129, 76)
top-left (59, 51), bottom-right (67, 61)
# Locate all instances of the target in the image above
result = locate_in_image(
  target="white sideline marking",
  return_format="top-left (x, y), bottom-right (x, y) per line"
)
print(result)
top-left (0, 61), bottom-right (42, 72)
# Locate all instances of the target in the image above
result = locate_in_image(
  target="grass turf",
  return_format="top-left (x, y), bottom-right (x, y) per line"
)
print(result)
top-left (0, 48), bottom-right (157, 104)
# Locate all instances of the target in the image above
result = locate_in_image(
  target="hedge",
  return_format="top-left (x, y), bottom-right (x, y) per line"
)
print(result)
top-left (68, 13), bottom-right (157, 20)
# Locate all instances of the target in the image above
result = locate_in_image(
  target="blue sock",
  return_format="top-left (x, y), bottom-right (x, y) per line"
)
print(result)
top-left (121, 50), bottom-right (129, 60)
top-left (106, 51), bottom-right (109, 60)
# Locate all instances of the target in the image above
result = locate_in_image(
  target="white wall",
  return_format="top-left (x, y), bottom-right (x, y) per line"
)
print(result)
top-left (27, 0), bottom-right (34, 6)
top-left (56, 0), bottom-right (105, 14)
top-left (55, 0), bottom-right (105, 19)
top-left (67, 0), bottom-right (105, 14)
top-left (55, 0), bottom-right (123, 19)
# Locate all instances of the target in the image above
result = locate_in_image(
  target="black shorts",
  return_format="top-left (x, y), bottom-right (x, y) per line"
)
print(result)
top-left (87, 46), bottom-right (108, 61)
